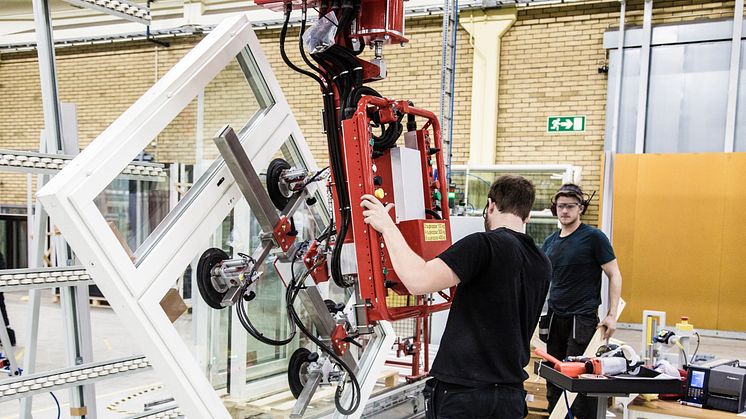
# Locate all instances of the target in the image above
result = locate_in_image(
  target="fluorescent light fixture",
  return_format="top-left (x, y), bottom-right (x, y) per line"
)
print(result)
top-left (62, 0), bottom-right (152, 25)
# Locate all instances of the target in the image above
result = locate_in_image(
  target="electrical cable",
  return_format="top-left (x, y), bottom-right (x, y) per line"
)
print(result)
top-left (50, 392), bottom-right (61, 419)
top-left (283, 2), bottom-right (353, 290)
top-left (690, 332), bottom-right (700, 363)
top-left (302, 166), bottom-right (330, 188)
top-left (281, 4), bottom-right (325, 90)
top-left (675, 340), bottom-right (689, 367)
top-left (285, 0), bottom-right (370, 291)
top-left (285, 246), bottom-right (361, 414)
top-left (425, 209), bottom-right (442, 220)
top-left (299, 0), bottom-right (325, 76)
top-left (563, 390), bottom-right (574, 419)
top-left (236, 275), bottom-right (297, 346)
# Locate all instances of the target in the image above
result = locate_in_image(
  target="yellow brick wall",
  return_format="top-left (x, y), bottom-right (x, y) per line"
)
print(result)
top-left (0, 16), bottom-right (472, 204)
top-left (0, 2), bottom-right (736, 208)
top-left (257, 17), bottom-right (474, 166)
top-left (497, 0), bottom-right (737, 224)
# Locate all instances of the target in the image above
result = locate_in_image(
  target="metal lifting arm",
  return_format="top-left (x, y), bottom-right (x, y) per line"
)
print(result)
top-left (193, 2), bottom-right (455, 415)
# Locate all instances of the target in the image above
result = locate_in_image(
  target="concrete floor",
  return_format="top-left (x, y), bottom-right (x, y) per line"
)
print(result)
top-left (1, 290), bottom-right (745, 418)
top-left (0, 290), bottom-right (168, 419)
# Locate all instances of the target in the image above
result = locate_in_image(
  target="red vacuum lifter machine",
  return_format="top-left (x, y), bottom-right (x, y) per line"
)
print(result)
top-left (196, 1), bottom-right (454, 415)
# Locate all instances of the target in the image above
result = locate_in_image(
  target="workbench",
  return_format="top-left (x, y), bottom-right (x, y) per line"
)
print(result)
top-left (536, 362), bottom-right (683, 419)
top-left (628, 399), bottom-right (744, 419)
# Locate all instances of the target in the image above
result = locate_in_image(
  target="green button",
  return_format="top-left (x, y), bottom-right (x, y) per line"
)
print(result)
top-left (433, 190), bottom-right (441, 200)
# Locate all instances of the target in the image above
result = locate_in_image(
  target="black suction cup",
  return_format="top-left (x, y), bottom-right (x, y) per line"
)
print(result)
top-left (196, 248), bottom-right (230, 310)
top-left (288, 347), bottom-right (317, 398)
top-left (267, 158), bottom-right (292, 211)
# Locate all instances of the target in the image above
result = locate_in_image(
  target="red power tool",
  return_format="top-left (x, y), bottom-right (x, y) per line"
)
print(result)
top-left (534, 348), bottom-right (588, 378)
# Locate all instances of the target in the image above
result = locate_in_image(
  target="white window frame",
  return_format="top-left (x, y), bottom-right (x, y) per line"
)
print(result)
top-left (37, 14), bottom-right (317, 418)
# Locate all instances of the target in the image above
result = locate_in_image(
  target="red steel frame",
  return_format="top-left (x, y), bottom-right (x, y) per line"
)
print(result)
top-left (341, 97), bottom-right (454, 322)
top-left (255, 0), bottom-right (452, 379)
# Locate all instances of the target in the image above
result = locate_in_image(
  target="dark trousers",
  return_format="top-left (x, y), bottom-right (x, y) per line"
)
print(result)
top-left (423, 378), bottom-right (527, 419)
top-left (545, 313), bottom-right (598, 419)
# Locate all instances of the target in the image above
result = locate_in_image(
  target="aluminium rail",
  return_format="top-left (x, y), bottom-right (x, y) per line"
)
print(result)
top-left (0, 355), bottom-right (151, 401)
top-left (0, 149), bottom-right (167, 181)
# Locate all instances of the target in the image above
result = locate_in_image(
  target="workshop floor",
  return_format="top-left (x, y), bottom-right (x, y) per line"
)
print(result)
top-left (0, 290), bottom-right (744, 418)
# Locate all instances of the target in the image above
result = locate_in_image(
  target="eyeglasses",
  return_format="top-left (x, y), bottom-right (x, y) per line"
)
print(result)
top-left (482, 203), bottom-right (489, 219)
top-left (556, 203), bottom-right (581, 211)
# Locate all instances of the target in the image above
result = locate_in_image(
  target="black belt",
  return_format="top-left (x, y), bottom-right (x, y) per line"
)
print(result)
top-left (433, 378), bottom-right (524, 392)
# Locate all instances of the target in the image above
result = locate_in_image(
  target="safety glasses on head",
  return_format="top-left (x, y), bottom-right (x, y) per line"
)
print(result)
top-left (550, 184), bottom-right (595, 216)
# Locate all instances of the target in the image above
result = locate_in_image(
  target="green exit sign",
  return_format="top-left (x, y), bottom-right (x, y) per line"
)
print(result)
top-left (547, 116), bottom-right (586, 133)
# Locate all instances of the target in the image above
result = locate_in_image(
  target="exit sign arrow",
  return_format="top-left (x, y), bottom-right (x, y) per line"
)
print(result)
top-left (547, 116), bottom-right (586, 133)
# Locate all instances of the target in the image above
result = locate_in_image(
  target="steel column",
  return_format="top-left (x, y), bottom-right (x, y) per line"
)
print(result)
top-left (724, 0), bottom-right (744, 151)
top-left (634, 0), bottom-right (653, 154)
top-left (610, 0), bottom-right (627, 155)
top-left (31, 0), bottom-right (63, 153)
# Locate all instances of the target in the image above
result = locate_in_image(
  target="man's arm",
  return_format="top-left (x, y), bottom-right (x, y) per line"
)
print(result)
top-left (599, 258), bottom-right (622, 339)
top-left (360, 195), bottom-right (460, 294)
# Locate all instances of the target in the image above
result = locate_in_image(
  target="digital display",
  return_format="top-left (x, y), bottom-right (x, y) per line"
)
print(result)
top-left (690, 370), bottom-right (706, 389)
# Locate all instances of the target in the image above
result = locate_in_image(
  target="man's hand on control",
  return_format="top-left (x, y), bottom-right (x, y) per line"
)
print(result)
top-left (360, 195), bottom-right (395, 234)
top-left (599, 315), bottom-right (617, 340)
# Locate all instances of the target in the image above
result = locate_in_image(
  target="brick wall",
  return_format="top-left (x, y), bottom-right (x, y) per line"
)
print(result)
top-left (0, 2), bottom-right (736, 208)
top-left (0, 16), bottom-right (472, 204)
top-left (498, 0), bottom-right (738, 224)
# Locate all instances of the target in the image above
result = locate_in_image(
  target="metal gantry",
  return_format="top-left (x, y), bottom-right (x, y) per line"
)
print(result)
top-left (0, 355), bottom-right (151, 401)
top-left (0, 149), bottom-right (167, 181)
top-left (439, 0), bottom-right (459, 184)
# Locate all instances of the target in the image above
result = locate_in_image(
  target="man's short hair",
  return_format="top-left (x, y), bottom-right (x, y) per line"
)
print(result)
top-left (487, 175), bottom-right (535, 220)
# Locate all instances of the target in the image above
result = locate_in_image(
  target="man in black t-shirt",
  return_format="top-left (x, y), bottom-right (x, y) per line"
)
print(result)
top-left (542, 184), bottom-right (622, 419)
top-left (361, 175), bottom-right (551, 418)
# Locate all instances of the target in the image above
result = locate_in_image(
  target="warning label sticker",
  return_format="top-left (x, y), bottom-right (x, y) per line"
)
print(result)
top-left (423, 223), bottom-right (447, 242)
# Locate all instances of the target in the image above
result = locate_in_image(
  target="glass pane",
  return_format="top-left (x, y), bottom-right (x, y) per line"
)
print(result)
top-left (604, 48), bottom-right (640, 154)
top-left (94, 173), bottom-right (170, 255)
top-left (243, 138), bottom-right (328, 382)
top-left (645, 42), bottom-right (729, 153)
top-left (165, 211), bottom-right (235, 390)
top-left (736, 39), bottom-right (746, 151)
top-left (94, 44), bottom-right (276, 259)
top-left (449, 169), bottom-right (565, 215)
top-left (0, 215), bottom-right (28, 269)
top-left (526, 218), bottom-right (559, 247)
top-left (170, 134), bottom-right (331, 387)
top-left (449, 168), bottom-right (565, 245)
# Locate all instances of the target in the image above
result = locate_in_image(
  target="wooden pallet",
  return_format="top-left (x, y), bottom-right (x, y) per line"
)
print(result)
top-left (227, 369), bottom-right (401, 417)
top-left (52, 294), bottom-right (111, 308)
top-left (526, 352), bottom-right (549, 418)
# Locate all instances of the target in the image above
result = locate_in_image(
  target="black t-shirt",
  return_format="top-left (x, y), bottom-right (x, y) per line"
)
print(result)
top-left (542, 223), bottom-right (616, 317)
top-left (433, 227), bottom-right (551, 387)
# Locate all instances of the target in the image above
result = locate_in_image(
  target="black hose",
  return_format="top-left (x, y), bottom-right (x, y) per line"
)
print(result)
top-left (286, 245), bottom-right (360, 414)
top-left (281, 3), bottom-right (325, 89)
top-left (299, 1), bottom-right (325, 76)
top-left (236, 277), bottom-right (297, 346)
top-left (425, 209), bottom-right (442, 219)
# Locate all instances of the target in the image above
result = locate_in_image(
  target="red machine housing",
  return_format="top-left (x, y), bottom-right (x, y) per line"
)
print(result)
top-left (352, 0), bottom-right (408, 45)
top-left (254, 0), bottom-right (407, 45)
top-left (340, 97), bottom-right (454, 322)
top-left (256, 0), bottom-right (452, 380)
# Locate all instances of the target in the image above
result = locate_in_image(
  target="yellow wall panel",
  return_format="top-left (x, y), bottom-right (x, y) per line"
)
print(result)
top-left (613, 153), bottom-right (746, 331)
top-left (717, 154), bottom-right (746, 331)
top-left (612, 155), bottom-right (639, 323)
